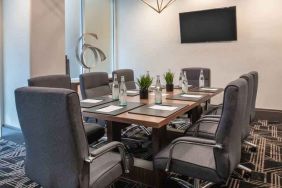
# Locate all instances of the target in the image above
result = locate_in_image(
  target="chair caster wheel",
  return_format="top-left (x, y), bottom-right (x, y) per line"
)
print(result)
top-left (243, 172), bottom-right (252, 180)
top-left (211, 184), bottom-right (227, 188)
top-left (250, 147), bottom-right (257, 152)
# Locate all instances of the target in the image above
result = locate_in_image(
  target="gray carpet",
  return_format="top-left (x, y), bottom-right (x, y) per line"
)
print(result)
top-left (1, 120), bottom-right (282, 187)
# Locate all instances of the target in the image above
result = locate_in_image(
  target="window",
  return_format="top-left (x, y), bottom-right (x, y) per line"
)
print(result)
top-left (65, 0), bottom-right (115, 78)
top-left (82, 0), bottom-right (115, 73)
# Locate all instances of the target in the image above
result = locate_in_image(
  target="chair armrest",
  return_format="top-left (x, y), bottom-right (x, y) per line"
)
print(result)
top-left (184, 118), bottom-right (219, 135)
top-left (165, 137), bottom-right (222, 172)
top-left (86, 141), bottom-right (131, 174)
top-left (171, 136), bottom-right (219, 146)
top-left (202, 115), bottom-right (221, 119)
top-left (197, 117), bottom-right (220, 123)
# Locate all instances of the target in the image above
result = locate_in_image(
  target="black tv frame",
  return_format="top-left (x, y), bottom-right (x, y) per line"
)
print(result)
top-left (179, 7), bottom-right (237, 43)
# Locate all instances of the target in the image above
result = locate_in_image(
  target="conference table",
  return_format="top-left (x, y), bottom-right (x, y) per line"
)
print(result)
top-left (82, 87), bottom-right (223, 187)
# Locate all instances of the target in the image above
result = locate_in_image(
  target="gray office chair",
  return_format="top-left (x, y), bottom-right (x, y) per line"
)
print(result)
top-left (182, 67), bottom-right (211, 88)
top-left (187, 74), bottom-right (253, 139)
top-left (187, 74), bottom-right (256, 175)
top-left (249, 71), bottom-right (258, 122)
top-left (111, 69), bottom-right (151, 137)
top-left (181, 67), bottom-right (212, 123)
top-left (80, 72), bottom-right (112, 99)
top-left (197, 73), bottom-right (255, 140)
top-left (79, 72), bottom-right (111, 128)
top-left (112, 69), bottom-right (137, 90)
top-left (193, 72), bottom-right (258, 141)
top-left (28, 74), bottom-right (105, 144)
top-left (28, 74), bottom-right (72, 89)
top-left (154, 78), bottom-right (248, 188)
top-left (203, 71), bottom-right (258, 120)
top-left (240, 74), bottom-right (253, 138)
top-left (15, 87), bottom-right (131, 188)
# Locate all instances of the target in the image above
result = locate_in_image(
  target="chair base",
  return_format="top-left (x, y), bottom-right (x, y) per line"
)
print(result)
top-left (169, 177), bottom-right (214, 188)
top-left (244, 141), bottom-right (258, 152)
top-left (237, 164), bottom-right (252, 180)
top-left (237, 164), bottom-right (252, 173)
top-left (122, 125), bottom-right (151, 137)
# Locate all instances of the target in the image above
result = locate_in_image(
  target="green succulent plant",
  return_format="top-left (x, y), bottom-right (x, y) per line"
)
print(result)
top-left (164, 70), bottom-right (174, 85)
top-left (137, 74), bottom-right (153, 90)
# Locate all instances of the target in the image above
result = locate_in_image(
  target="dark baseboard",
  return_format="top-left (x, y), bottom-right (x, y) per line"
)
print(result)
top-left (2, 124), bottom-right (21, 131)
top-left (255, 108), bottom-right (282, 122)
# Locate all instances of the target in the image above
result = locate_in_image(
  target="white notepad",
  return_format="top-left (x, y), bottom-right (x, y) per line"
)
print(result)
top-left (127, 90), bottom-right (139, 94)
top-left (181, 94), bottom-right (203, 98)
top-left (96, 105), bottom-right (123, 113)
top-left (81, 99), bottom-right (103, 104)
top-left (149, 105), bottom-right (178, 111)
top-left (200, 88), bottom-right (218, 91)
top-left (149, 93), bottom-right (169, 96)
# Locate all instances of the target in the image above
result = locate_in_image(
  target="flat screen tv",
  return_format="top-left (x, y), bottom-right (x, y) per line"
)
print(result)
top-left (179, 7), bottom-right (237, 43)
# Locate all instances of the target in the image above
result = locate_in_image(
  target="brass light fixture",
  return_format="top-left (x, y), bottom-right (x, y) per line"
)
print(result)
top-left (140, 0), bottom-right (177, 14)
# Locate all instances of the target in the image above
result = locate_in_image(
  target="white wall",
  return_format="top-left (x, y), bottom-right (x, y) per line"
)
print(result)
top-left (30, 0), bottom-right (65, 77)
top-left (2, 0), bottom-right (66, 129)
top-left (3, 0), bottom-right (31, 128)
top-left (116, 0), bottom-right (282, 110)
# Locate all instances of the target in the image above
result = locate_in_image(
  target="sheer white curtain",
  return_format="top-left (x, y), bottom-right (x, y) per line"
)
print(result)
top-left (65, 0), bottom-right (115, 79)
top-left (82, 0), bottom-right (115, 74)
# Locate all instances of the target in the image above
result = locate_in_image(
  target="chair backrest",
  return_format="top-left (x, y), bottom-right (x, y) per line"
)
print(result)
top-left (214, 78), bottom-right (248, 179)
top-left (80, 72), bottom-right (111, 99)
top-left (182, 67), bottom-right (211, 87)
top-left (28, 75), bottom-right (71, 89)
top-left (240, 73), bottom-right (254, 139)
top-left (249, 71), bottom-right (258, 122)
top-left (15, 87), bottom-right (89, 188)
top-left (112, 69), bottom-right (136, 90)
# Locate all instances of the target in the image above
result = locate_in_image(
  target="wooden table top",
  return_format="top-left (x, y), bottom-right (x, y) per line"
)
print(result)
top-left (82, 88), bottom-right (223, 128)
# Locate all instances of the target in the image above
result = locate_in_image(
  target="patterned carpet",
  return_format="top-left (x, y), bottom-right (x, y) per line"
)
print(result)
top-left (227, 120), bottom-right (282, 188)
top-left (0, 120), bottom-right (282, 188)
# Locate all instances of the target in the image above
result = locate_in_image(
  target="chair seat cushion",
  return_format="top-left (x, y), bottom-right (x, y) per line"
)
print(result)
top-left (90, 152), bottom-right (122, 188)
top-left (185, 121), bottom-right (219, 140)
top-left (84, 123), bottom-right (105, 144)
top-left (154, 144), bottom-right (224, 183)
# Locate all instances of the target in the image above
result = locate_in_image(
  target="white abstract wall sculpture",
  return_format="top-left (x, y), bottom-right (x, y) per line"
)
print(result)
top-left (76, 33), bottom-right (106, 70)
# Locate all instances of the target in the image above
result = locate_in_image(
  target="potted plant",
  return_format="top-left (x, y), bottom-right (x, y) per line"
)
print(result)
top-left (164, 70), bottom-right (174, 92)
top-left (137, 74), bottom-right (153, 99)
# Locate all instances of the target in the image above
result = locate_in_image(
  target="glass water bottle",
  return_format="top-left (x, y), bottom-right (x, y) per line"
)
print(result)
top-left (199, 69), bottom-right (205, 88)
top-left (112, 74), bottom-right (119, 100)
top-left (155, 75), bottom-right (162, 104)
top-left (179, 71), bottom-right (183, 89)
top-left (119, 76), bottom-right (127, 106)
top-left (182, 72), bottom-right (189, 93)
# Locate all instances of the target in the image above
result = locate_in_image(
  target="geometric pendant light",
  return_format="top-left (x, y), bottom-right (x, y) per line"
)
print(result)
top-left (140, 0), bottom-right (177, 14)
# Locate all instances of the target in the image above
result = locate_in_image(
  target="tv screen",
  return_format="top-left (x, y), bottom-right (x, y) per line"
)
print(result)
top-left (179, 7), bottom-right (237, 43)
